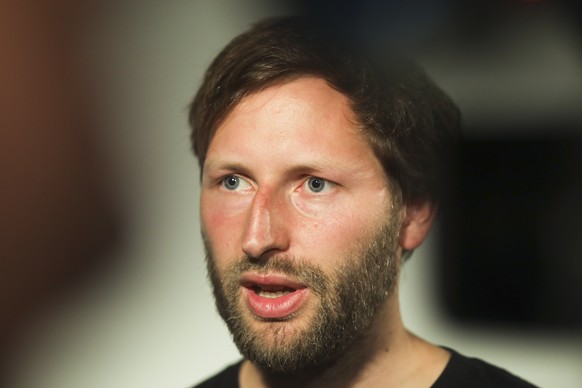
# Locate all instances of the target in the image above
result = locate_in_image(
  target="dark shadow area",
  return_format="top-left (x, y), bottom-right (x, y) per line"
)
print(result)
top-left (438, 129), bottom-right (582, 330)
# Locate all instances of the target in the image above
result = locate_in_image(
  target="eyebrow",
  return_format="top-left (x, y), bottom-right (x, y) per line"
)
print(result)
top-left (202, 160), bottom-right (252, 179)
top-left (204, 160), bottom-right (246, 172)
top-left (204, 158), bottom-right (357, 178)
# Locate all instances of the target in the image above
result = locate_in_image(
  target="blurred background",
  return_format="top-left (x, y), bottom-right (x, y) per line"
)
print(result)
top-left (1, 1), bottom-right (581, 387)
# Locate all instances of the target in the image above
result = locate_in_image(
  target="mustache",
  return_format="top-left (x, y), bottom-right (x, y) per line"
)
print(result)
top-left (209, 253), bottom-right (329, 296)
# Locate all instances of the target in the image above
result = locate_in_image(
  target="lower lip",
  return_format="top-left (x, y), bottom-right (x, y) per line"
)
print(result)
top-left (243, 287), bottom-right (309, 319)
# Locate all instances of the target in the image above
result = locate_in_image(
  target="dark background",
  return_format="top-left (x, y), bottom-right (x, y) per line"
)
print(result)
top-left (439, 131), bottom-right (582, 329)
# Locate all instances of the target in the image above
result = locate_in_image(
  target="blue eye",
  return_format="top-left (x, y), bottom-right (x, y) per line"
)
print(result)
top-left (307, 177), bottom-right (326, 193)
top-left (220, 175), bottom-right (252, 191)
top-left (222, 175), bottom-right (240, 190)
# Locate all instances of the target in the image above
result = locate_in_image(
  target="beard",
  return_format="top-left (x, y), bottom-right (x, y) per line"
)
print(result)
top-left (204, 213), bottom-right (401, 375)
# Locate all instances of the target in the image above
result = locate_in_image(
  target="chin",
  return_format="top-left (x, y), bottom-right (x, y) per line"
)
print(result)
top-left (245, 309), bottom-right (314, 346)
top-left (234, 310), bottom-right (333, 374)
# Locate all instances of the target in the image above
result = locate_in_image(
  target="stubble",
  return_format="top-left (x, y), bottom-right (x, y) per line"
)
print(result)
top-left (204, 210), bottom-right (401, 374)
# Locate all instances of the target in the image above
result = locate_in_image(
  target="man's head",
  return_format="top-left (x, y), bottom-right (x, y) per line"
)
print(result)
top-left (190, 16), bottom-right (459, 375)
top-left (190, 16), bottom-right (459, 207)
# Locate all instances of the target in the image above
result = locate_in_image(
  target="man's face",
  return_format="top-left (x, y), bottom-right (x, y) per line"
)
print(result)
top-left (200, 77), bottom-right (402, 373)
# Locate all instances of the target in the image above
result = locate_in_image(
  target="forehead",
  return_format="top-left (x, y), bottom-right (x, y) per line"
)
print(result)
top-left (206, 77), bottom-right (379, 170)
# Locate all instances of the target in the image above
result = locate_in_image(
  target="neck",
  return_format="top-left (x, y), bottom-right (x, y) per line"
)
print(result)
top-left (240, 293), bottom-right (449, 388)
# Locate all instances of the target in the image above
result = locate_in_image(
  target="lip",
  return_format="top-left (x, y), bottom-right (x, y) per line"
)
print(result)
top-left (240, 273), bottom-right (309, 319)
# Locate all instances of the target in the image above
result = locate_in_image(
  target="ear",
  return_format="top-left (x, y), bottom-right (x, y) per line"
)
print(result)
top-left (399, 199), bottom-right (437, 251)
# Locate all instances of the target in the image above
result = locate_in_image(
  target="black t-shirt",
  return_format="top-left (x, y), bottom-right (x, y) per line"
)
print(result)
top-left (193, 348), bottom-right (537, 387)
top-left (432, 348), bottom-right (537, 388)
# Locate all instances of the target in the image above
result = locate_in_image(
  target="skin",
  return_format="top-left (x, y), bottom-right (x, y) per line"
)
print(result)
top-left (200, 77), bottom-right (449, 387)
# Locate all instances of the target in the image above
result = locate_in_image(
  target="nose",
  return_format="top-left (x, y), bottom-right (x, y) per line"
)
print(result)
top-left (241, 188), bottom-right (290, 259)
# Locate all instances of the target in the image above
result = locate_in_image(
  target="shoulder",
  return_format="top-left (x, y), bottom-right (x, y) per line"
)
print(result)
top-left (191, 360), bottom-right (243, 388)
top-left (432, 348), bottom-right (537, 388)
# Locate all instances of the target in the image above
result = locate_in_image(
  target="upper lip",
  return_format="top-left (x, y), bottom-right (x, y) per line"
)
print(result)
top-left (240, 272), bottom-right (307, 291)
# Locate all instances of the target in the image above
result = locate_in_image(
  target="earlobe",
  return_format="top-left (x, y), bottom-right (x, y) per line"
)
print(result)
top-left (398, 199), bottom-right (437, 251)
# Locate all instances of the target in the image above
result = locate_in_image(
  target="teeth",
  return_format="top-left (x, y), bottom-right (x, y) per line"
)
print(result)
top-left (257, 290), bottom-right (292, 298)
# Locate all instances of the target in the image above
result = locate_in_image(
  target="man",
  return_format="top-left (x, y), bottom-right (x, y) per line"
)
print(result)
top-left (189, 16), bottom-right (534, 388)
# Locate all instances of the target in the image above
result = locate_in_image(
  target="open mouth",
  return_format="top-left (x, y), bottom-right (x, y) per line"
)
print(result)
top-left (251, 284), bottom-right (295, 298)
top-left (241, 273), bottom-right (305, 294)
top-left (240, 274), bottom-right (309, 319)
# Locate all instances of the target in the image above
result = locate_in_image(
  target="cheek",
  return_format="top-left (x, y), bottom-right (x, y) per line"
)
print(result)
top-left (200, 192), bottom-right (251, 260)
top-left (294, 203), bottom-right (371, 256)
top-left (292, 191), bottom-right (390, 260)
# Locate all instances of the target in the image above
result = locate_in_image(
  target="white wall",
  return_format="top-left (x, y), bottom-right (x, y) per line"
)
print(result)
top-left (7, 2), bottom-right (582, 387)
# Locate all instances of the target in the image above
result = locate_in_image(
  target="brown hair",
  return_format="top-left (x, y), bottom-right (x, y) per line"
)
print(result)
top-left (189, 16), bottom-right (460, 204)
